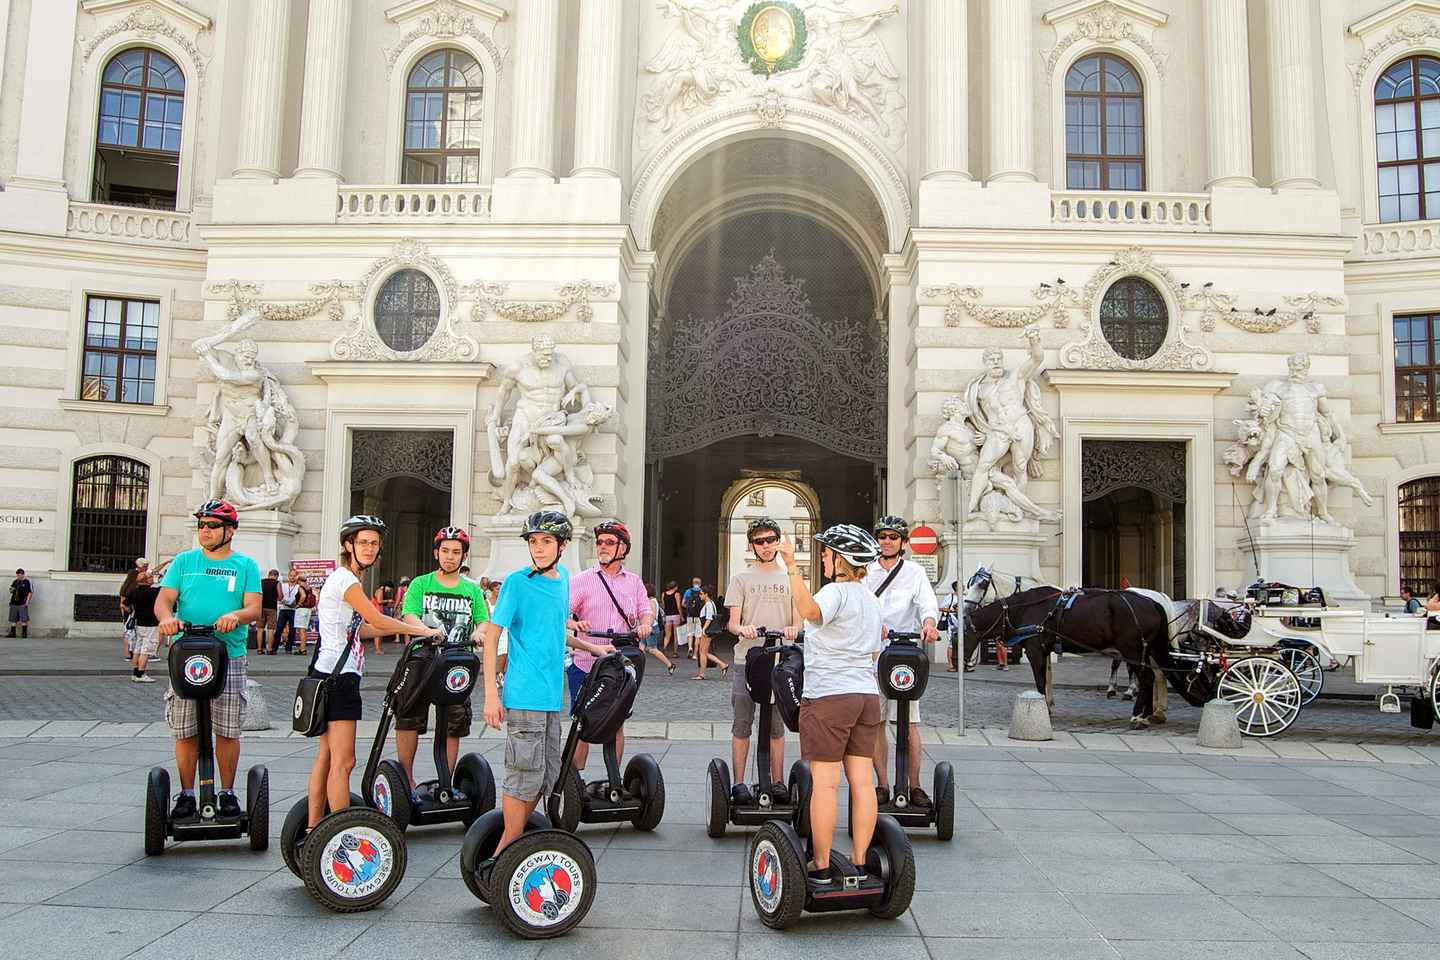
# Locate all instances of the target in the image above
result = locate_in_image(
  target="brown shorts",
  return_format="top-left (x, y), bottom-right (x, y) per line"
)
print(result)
top-left (799, 693), bottom-right (882, 763)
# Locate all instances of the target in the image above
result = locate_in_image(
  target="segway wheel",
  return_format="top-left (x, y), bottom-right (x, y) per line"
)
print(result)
top-left (301, 807), bottom-right (407, 913)
top-left (144, 767), bottom-right (169, 856)
top-left (788, 760), bottom-right (813, 839)
top-left (454, 753), bottom-right (496, 827)
top-left (367, 759), bottom-right (412, 831)
top-left (748, 821), bottom-right (806, 930)
top-left (867, 815), bottom-right (916, 920)
top-left (490, 829), bottom-right (596, 939)
top-left (624, 754), bottom-right (666, 832)
top-left (706, 759), bottom-right (730, 838)
top-left (281, 792), bottom-right (365, 879)
top-left (933, 762), bottom-right (955, 842)
top-left (461, 809), bottom-right (550, 904)
top-left (246, 765), bottom-right (270, 851)
top-left (545, 766), bottom-right (582, 834)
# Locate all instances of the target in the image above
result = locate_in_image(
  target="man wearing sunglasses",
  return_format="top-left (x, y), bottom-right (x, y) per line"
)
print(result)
top-left (155, 499), bottom-right (262, 823)
top-left (725, 517), bottom-right (800, 804)
top-left (862, 515), bottom-right (940, 808)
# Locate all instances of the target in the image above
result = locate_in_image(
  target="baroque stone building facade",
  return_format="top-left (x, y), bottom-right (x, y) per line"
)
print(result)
top-left (0, 0), bottom-right (1436, 633)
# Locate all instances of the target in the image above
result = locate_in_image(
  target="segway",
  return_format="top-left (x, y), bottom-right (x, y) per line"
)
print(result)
top-left (458, 649), bottom-right (638, 939)
top-left (143, 624), bottom-right (268, 856)
top-left (546, 630), bottom-right (664, 832)
top-left (877, 631), bottom-right (955, 839)
top-left (706, 630), bottom-right (803, 837)
top-left (361, 615), bottom-right (496, 831)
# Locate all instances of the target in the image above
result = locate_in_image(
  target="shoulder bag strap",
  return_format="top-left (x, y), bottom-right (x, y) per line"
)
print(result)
top-left (596, 572), bottom-right (636, 630)
top-left (874, 558), bottom-right (905, 598)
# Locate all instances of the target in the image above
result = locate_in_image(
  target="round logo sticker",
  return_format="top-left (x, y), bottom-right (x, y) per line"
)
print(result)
top-left (319, 827), bottom-right (394, 898)
top-left (508, 850), bottom-right (584, 926)
top-left (889, 664), bottom-right (916, 693)
top-left (372, 776), bottom-right (391, 816)
top-left (293, 695), bottom-right (304, 719)
top-left (751, 839), bottom-right (783, 913)
top-left (183, 655), bottom-right (214, 687)
top-left (444, 666), bottom-right (472, 694)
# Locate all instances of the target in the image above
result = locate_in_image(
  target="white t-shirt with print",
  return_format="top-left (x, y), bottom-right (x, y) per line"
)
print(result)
top-left (315, 567), bottom-right (365, 676)
top-left (802, 581), bottom-right (883, 698)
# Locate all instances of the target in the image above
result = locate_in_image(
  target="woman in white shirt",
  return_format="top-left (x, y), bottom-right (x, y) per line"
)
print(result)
top-left (690, 585), bottom-right (729, 680)
top-left (306, 515), bottom-right (440, 831)
top-left (777, 524), bottom-right (883, 888)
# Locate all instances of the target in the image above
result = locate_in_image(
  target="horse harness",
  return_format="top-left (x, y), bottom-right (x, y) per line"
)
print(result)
top-left (971, 585), bottom-right (1155, 670)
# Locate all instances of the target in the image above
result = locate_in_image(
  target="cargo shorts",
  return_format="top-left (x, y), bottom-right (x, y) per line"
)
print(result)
top-left (730, 663), bottom-right (784, 740)
top-left (395, 697), bottom-right (473, 738)
top-left (503, 708), bottom-right (563, 802)
top-left (165, 657), bottom-right (248, 740)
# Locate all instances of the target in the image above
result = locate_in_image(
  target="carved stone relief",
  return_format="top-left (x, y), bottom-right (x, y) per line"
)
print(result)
top-left (80, 3), bottom-right (212, 82)
top-left (382, 0), bottom-right (507, 77)
top-left (333, 239), bottom-right (479, 362)
top-left (1042, 0), bottom-right (1169, 80)
top-left (209, 279), bottom-right (354, 326)
top-left (1348, 8), bottom-right (1440, 90)
top-left (464, 280), bottom-right (616, 324)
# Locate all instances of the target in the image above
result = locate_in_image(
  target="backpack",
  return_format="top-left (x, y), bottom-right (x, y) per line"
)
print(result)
top-left (572, 651), bottom-right (638, 744)
top-left (683, 590), bottom-right (704, 618)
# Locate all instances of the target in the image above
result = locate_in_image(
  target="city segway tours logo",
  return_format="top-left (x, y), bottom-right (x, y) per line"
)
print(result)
top-left (372, 775), bottom-right (392, 815)
top-left (444, 665), bottom-right (472, 694)
top-left (751, 840), bottom-right (783, 912)
top-left (888, 664), bottom-right (916, 693)
top-left (183, 655), bottom-right (215, 687)
top-left (509, 850), bottom-right (584, 926)
top-left (320, 828), bottom-right (394, 898)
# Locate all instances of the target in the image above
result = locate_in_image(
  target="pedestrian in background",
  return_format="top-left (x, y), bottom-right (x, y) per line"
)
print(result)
top-left (257, 568), bottom-right (279, 654)
top-left (7, 568), bottom-right (32, 639)
top-left (275, 568), bottom-right (301, 653)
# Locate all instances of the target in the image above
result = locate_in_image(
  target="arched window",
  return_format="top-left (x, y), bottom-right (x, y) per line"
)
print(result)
top-left (94, 47), bottom-right (184, 209)
top-left (1065, 53), bottom-right (1144, 191)
top-left (1099, 277), bottom-right (1168, 360)
top-left (1400, 476), bottom-right (1440, 595)
top-left (69, 455), bottom-right (149, 573)
top-left (402, 49), bottom-right (484, 184)
top-left (1375, 56), bottom-right (1440, 223)
top-left (374, 269), bottom-right (441, 353)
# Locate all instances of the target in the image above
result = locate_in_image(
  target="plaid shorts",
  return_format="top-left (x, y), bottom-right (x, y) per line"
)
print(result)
top-left (165, 656), bottom-right (248, 739)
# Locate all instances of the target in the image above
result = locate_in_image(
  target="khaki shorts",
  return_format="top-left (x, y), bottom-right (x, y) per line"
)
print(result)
top-left (730, 664), bottom-right (783, 740)
top-left (396, 697), bottom-right (473, 738)
top-left (133, 625), bottom-right (160, 658)
top-left (259, 609), bottom-right (277, 630)
top-left (800, 693), bottom-right (882, 763)
top-left (882, 698), bottom-right (920, 724)
top-left (165, 657), bottom-right (248, 740)
top-left (503, 708), bottom-right (563, 802)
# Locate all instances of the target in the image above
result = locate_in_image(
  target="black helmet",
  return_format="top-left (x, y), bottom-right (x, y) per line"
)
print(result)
top-left (339, 514), bottom-right (387, 541)
top-left (814, 523), bottom-right (880, 566)
top-left (522, 510), bottom-right (572, 542)
top-left (747, 517), bottom-right (782, 541)
top-left (874, 515), bottom-right (909, 539)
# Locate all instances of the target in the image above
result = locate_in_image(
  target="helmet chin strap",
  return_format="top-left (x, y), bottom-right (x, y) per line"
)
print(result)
top-left (527, 541), bottom-right (565, 577)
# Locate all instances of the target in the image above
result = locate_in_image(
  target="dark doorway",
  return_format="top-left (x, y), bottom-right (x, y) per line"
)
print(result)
top-left (349, 429), bottom-right (454, 592)
top-left (1081, 439), bottom-right (1187, 595)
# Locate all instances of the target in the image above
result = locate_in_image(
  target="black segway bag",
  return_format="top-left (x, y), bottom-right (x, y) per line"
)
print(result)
top-left (168, 633), bottom-right (229, 700)
top-left (744, 646), bottom-right (776, 703)
top-left (771, 645), bottom-right (805, 733)
top-left (388, 643), bottom-right (437, 716)
top-left (878, 639), bottom-right (929, 701)
top-left (574, 651), bottom-right (638, 744)
top-left (424, 644), bottom-right (480, 707)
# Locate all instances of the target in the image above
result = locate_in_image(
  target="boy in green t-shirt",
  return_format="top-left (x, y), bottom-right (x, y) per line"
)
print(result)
top-left (397, 526), bottom-right (490, 798)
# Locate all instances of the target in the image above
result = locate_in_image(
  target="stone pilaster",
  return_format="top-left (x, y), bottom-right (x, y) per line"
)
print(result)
top-left (1203, 0), bottom-right (1256, 187)
top-left (923, 0), bottom-right (970, 181)
top-left (1266, 0), bottom-right (1320, 189)
top-left (233, 0), bottom-right (292, 178)
top-left (295, 0), bottom-right (352, 179)
top-left (988, 0), bottom-right (1035, 182)
top-left (507, 0), bottom-right (561, 178)
top-left (571, 0), bottom-right (623, 177)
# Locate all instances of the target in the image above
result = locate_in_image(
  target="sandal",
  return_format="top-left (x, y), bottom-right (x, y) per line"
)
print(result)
top-left (667, 663), bottom-right (675, 675)
top-left (690, 674), bottom-right (705, 681)
top-left (720, 664), bottom-right (730, 678)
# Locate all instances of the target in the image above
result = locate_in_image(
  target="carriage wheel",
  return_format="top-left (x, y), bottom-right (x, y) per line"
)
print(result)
top-left (1278, 648), bottom-right (1324, 705)
top-left (1217, 657), bottom-right (1303, 738)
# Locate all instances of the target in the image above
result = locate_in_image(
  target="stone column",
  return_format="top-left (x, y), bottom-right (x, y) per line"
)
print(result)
top-left (923, 0), bottom-right (970, 180)
top-left (12, 0), bottom-right (78, 186)
top-left (988, 0), bottom-right (1035, 182)
top-left (1202, 0), bottom-right (1256, 187)
top-left (233, 0), bottom-right (292, 179)
top-left (507, 0), bottom-right (561, 178)
top-left (571, 0), bottom-right (623, 176)
top-left (1266, 0), bottom-right (1320, 189)
top-left (295, 0), bottom-right (352, 179)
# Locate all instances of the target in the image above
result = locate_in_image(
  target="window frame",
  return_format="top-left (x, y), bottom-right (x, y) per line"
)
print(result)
top-left (79, 295), bottom-right (162, 405)
top-left (400, 47), bottom-right (485, 186)
top-left (386, 38), bottom-right (500, 187)
top-left (373, 268), bottom-right (443, 354)
top-left (1098, 276), bottom-right (1169, 361)
top-left (1373, 55), bottom-right (1440, 224)
top-left (52, 443), bottom-right (161, 578)
top-left (1063, 52), bottom-right (1146, 192)
top-left (1393, 310), bottom-right (1440, 422)
top-left (64, 284), bottom-right (174, 411)
top-left (67, 455), bottom-right (152, 574)
top-left (1048, 42), bottom-right (1163, 193)
top-left (1399, 475), bottom-right (1440, 597)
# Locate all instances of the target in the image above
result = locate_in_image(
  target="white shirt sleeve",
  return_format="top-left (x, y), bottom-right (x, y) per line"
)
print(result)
top-left (916, 567), bottom-right (940, 626)
top-left (811, 582), bottom-right (843, 627)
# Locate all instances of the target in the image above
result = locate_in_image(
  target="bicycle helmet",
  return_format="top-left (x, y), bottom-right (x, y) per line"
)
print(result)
top-left (814, 523), bottom-right (880, 566)
top-left (193, 499), bottom-right (239, 527)
top-left (593, 519), bottom-right (631, 558)
top-left (747, 517), bottom-right (782, 541)
top-left (521, 510), bottom-right (572, 543)
top-left (433, 525), bottom-right (470, 553)
top-left (874, 515), bottom-right (909, 539)
top-left (339, 514), bottom-right (387, 541)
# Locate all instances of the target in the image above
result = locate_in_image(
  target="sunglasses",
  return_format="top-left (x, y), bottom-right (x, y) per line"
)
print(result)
top-left (876, 532), bottom-right (903, 541)
top-left (195, 521), bottom-right (226, 531)
top-left (750, 536), bottom-right (780, 546)
top-left (595, 537), bottom-right (621, 547)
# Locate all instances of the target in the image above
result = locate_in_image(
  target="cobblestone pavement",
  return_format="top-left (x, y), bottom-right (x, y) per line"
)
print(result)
top-left (2, 733), bottom-right (1440, 958)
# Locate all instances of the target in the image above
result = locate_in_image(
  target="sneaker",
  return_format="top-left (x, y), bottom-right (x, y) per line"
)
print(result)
top-left (769, 783), bottom-right (789, 805)
top-left (909, 786), bottom-right (932, 808)
top-left (218, 793), bottom-right (242, 818)
top-left (806, 864), bottom-right (834, 886)
top-left (170, 794), bottom-right (197, 820)
top-left (730, 783), bottom-right (754, 806)
top-left (875, 785), bottom-right (891, 806)
top-left (133, 674), bottom-right (156, 684)
top-left (584, 780), bottom-right (609, 800)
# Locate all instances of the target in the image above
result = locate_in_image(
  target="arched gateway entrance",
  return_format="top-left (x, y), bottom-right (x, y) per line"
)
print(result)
top-left (641, 137), bottom-right (893, 592)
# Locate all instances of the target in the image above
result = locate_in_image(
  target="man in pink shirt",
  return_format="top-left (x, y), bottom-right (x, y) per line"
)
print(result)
top-left (568, 519), bottom-right (661, 780)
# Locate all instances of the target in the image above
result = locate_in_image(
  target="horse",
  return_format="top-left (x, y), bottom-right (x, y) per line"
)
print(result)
top-left (1107, 657), bottom-right (1139, 701)
top-left (962, 566), bottom-right (1189, 727)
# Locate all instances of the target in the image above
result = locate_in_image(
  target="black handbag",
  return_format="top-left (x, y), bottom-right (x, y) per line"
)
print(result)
top-left (292, 623), bottom-right (359, 736)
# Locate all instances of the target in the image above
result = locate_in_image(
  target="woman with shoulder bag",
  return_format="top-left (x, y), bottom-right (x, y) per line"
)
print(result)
top-left (304, 516), bottom-right (441, 832)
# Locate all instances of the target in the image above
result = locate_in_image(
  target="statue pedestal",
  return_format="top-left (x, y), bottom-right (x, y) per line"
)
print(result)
top-left (1238, 518), bottom-right (1368, 607)
top-left (480, 515), bottom-right (590, 581)
top-left (232, 510), bottom-right (300, 573)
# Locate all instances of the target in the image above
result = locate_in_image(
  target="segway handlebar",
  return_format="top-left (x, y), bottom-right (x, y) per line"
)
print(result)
top-left (886, 630), bottom-right (922, 641)
top-left (176, 622), bottom-right (216, 637)
top-left (752, 628), bottom-right (804, 656)
top-left (585, 628), bottom-right (638, 643)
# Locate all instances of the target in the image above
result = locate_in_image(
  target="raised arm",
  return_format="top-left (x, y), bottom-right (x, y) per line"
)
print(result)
top-left (1017, 325), bottom-right (1045, 381)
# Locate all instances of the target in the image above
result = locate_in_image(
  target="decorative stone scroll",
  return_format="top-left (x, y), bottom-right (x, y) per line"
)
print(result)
top-left (921, 282), bottom-right (1082, 329)
top-left (209, 279), bottom-right (355, 326)
top-left (464, 280), bottom-right (616, 324)
top-left (1189, 288), bottom-right (1342, 335)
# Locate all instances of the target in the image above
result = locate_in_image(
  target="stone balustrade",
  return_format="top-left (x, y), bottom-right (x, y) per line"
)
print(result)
top-left (1361, 220), bottom-right (1440, 259)
top-left (336, 185), bottom-right (492, 222)
top-left (1051, 191), bottom-right (1212, 230)
top-left (66, 202), bottom-right (195, 245)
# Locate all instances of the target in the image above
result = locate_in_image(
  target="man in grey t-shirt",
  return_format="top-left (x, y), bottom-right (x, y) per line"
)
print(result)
top-left (725, 518), bottom-right (800, 804)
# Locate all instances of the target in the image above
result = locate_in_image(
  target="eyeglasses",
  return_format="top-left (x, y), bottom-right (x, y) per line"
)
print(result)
top-left (750, 536), bottom-right (780, 546)
top-left (595, 537), bottom-right (621, 547)
top-left (195, 521), bottom-right (226, 531)
top-left (876, 532), bottom-right (903, 541)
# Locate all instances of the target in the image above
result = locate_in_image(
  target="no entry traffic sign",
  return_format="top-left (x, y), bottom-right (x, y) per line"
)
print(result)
top-left (909, 524), bottom-right (939, 555)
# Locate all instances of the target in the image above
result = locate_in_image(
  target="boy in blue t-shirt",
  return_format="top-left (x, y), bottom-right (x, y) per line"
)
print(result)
top-left (481, 511), bottom-right (613, 856)
top-left (154, 500), bottom-right (262, 822)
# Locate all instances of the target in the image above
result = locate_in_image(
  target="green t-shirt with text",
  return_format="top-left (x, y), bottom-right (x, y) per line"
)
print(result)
top-left (401, 571), bottom-right (489, 645)
top-left (159, 547), bottom-right (262, 658)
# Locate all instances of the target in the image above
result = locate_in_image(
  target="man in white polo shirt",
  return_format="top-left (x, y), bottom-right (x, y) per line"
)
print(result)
top-left (862, 515), bottom-right (940, 807)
